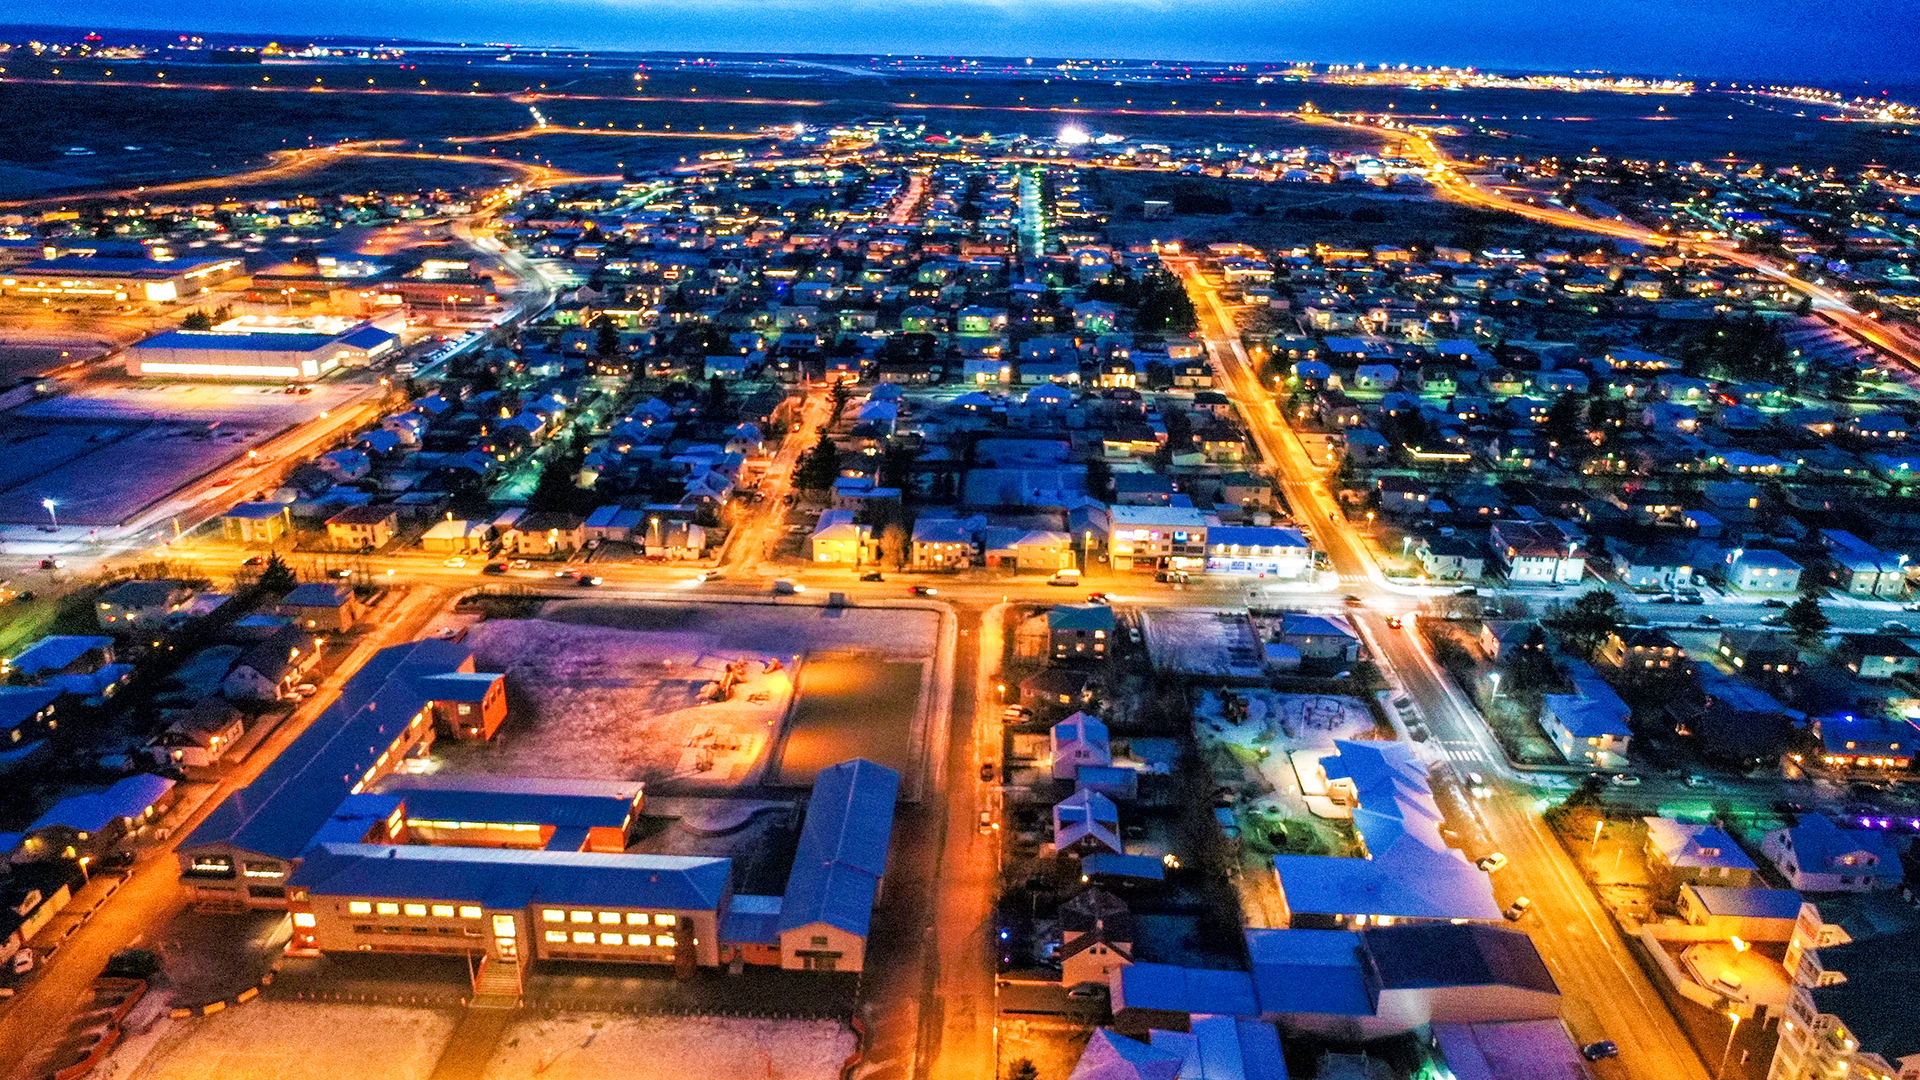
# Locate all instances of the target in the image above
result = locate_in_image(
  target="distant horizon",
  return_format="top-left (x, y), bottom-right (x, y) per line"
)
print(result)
top-left (4, 0), bottom-right (1920, 90)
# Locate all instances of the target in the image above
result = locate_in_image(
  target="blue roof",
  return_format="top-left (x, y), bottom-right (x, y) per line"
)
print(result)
top-left (721, 893), bottom-right (785, 945)
top-left (1273, 852), bottom-right (1501, 922)
top-left (0, 687), bottom-right (62, 731)
top-left (8, 635), bottom-right (113, 677)
top-left (414, 671), bottom-right (501, 702)
top-left (338, 325), bottom-right (397, 349)
top-left (1051, 604), bottom-right (1117, 631)
top-left (224, 502), bottom-right (290, 520)
top-left (30, 773), bottom-right (174, 834)
top-left (1118, 963), bottom-right (1259, 1018)
top-left (132, 330), bottom-right (343, 354)
top-left (282, 582), bottom-right (352, 607)
top-left (17, 255), bottom-right (237, 275)
top-left (1244, 928), bottom-right (1375, 1017)
top-left (1207, 527), bottom-right (1310, 549)
top-left (780, 758), bottom-right (899, 936)
top-left (180, 638), bottom-right (475, 861)
top-left (1082, 853), bottom-right (1165, 880)
top-left (1689, 886), bottom-right (1806, 921)
top-left (376, 775), bottom-right (640, 831)
top-left (289, 843), bottom-right (731, 911)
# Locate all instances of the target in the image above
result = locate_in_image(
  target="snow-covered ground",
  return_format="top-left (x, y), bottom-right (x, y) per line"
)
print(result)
top-left (480, 1014), bottom-right (854, 1080)
top-left (1195, 690), bottom-right (1378, 821)
top-left (96, 1003), bottom-right (457, 1080)
top-left (1142, 608), bottom-right (1265, 678)
top-left (451, 619), bottom-right (794, 786)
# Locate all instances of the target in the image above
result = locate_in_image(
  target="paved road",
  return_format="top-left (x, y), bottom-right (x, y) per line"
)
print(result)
top-left (1175, 262), bottom-right (1714, 1080)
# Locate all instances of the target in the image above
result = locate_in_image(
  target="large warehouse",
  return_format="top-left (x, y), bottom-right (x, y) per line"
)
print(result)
top-left (125, 320), bottom-right (398, 381)
top-left (0, 255), bottom-right (245, 302)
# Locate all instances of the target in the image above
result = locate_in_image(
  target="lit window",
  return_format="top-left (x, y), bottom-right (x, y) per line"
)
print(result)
top-left (292, 912), bottom-right (316, 928)
top-left (628, 934), bottom-right (652, 947)
top-left (348, 901), bottom-right (372, 915)
top-left (431, 904), bottom-right (455, 918)
top-left (376, 903), bottom-right (399, 916)
top-left (626, 913), bottom-right (650, 926)
top-left (600, 932), bottom-right (623, 946)
top-left (545, 931), bottom-right (568, 944)
top-left (460, 905), bottom-right (483, 920)
top-left (403, 904), bottom-right (427, 917)
top-left (572, 931), bottom-right (596, 944)
top-left (655, 914), bottom-right (678, 927)
top-left (570, 910), bottom-right (593, 924)
top-left (657, 934), bottom-right (676, 948)
top-left (598, 911), bottom-right (621, 925)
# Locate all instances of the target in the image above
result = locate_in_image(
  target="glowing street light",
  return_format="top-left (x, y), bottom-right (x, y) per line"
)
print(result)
top-left (41, 498), bottom-right (57, 529)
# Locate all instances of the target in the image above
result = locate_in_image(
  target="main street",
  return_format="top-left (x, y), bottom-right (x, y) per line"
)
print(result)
top-left (1175, 261), bottom-right (1714, 1080)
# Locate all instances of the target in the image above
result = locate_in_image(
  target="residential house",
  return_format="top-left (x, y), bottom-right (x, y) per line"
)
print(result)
top-left (1812, 714), bottom-right (1917, 773)
top-left (1760, 815), bottom-right (1906, 892)
top-left (96, 580), bottom-right (193, 632)
top-left (910, 517), bottom-right (976, 569)
top-left (1108, 506), bottom-right (1207, 571)
top-left (1058, 888), bottom-right (1136, 990)
top-left (325, 505), bottom-right (399, 551)
top-left (280, 582), bottom-right (362, 633)
top-left (505, 511), bottom-right (586, 557)
top-left (1051, 712), bottom-right (1113, 780)
top-left (221, 502), bottom-right (292, 545)
top-left (1417, 536), bottom-right (1486, 582)
top-left (1488, 521), bottom-right (1585, 586)
top-left (1051, 605), bottom-right (1116, 662)
top-left (221, 626), bottom-right (322, 703)
top-left (1837, 635), bottom-right (1920, 680)
top-left (1642, 817), bottom-right (1760, 887)
top-left (1724, 548), bottom-right (1802, 594)
top-left (1276, 614), bottom-right (1359, 663)
top-left (1054, 788), bottom-right (1123, 858)
top-left (149, 699), bottom-right (247, 768)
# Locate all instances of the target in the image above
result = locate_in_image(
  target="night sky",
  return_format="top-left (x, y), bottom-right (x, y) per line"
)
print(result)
top-left (10, 0), bottom-right (1920, 85)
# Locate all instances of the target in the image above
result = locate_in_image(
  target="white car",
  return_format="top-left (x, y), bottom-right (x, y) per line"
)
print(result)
top-left (443, 557), bottom-right (468, 568)
top-left (1477, 852), bottom-right (1508, 873)
top-left (1608, 773), bottom-right (1642, 787)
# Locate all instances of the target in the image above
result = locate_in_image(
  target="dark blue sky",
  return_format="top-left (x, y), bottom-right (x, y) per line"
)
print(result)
top-left (17, 0), bottom-right (1920, 85)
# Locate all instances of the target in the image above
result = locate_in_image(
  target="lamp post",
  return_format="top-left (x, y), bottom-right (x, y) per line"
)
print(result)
top-left (41, 498), bottom-right (57, 530)
top-left (1716, 1011), bottom-right (1743, 1080)
top-left (1591, 817), bottom-right (1605, 857)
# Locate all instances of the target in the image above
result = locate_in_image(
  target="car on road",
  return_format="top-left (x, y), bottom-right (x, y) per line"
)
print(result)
top-left (39, 559), bottom-right (63, 570)
top-left (1503, 897), bottom-right (1532, 921)
top-left (1609, 773), bottom-right (1642, 787)
top-left (1684, 774), bottom-right (1716, 789)
top-left (1047, 569), bottom-right (1082, 586)
top-left (1002, 705), bottom-right (1031, 722)
top-left (1694, 614), bottom-right (1720, 625)
top-left (1086, 591), bottom-right (1111, 603)
top-left (482, 562), bottom-right (507, 574)
top-left (507, 559), bottom-right (532, 570)
top-left (554, 569), bottom-right (581, 580)
top-left (241, 555), bottom-right (265, 567)
top-left (1128, 627), bottom-right (1142, 645)
top-left (329, 567), bottom-right (351, 579)
top-left (1385, 615), bottom-right (1404, 630)
top-left (442, 557), bottom-right (467, 568)
top-left (859, 571), bottom-right (884, 581)
top-left (1154, 570), bottom-right (1188, 584)
top-left (1650, 594), bottom-right (1676, 604)
top-left (1580, 1041), bottom-right (1619, 1062)
top-left (1678, 593), bottom-right (1706, 605)
top-left (695, 569), bottom-right (722, 582)
top-left (772, 579), bottom-right (803, 595)
top-left (1761, 614), bottom-right (1785, 626)
top-left (1343, 594), bottom-right (1364, 606)
top-left (909, 585), bottom-right (938, 596)
top-left (1477, 852), bottom-right (1508, 873)
top-left (1760, 598), bottom-right (1788, 608)
top-left (1905, 600), bottom-right (1920, 612)
top-left (577, 575), bottom-right (603, 587)
top-left (978, 810), bottom-right (997, 833)
top-left (1466, 771), bottom-right (1490, 799)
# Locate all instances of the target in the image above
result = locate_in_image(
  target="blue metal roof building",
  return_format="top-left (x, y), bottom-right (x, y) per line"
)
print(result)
top-left (776, 757), bottom-right (899, 973)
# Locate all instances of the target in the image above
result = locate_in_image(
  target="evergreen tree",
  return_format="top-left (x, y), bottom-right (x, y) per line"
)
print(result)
top-left (257, 553), bottom-right (297, 594)
top-left (1784, 593), bottom-right (1830, 645)
top-left (795, 435), bottom-right (841, 492)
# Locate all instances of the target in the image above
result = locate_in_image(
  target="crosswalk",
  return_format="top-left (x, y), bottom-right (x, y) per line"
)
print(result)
top-left (1439, 741), bottom-right (1483, 765)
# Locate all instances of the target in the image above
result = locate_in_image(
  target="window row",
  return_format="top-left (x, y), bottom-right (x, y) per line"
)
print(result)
top-left (540, 909), bottom-right (678, 927)
top-left (346, 901), bottom-right (483, 919)
top-left (543, 930), bottom-right (676, 948)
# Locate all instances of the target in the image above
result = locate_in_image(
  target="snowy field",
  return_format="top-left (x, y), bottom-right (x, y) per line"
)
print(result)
top-left (96, 1003), bottom-right (456, 1080)
top-left (453, 619), bottom-right (794, 787)
top-left (480, 1014), bottom-right (854, 1080)
top-left (1143, 608), bottom-right (1266, 678)
top-left (541, 599), bottom-right (939, 663)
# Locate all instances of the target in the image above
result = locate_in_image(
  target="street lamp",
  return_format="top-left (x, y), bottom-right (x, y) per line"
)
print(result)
top-left (41, 498), bottom-right (57, 530)
top-left (1487, 671), bottom-right (1501, 701)
top-left (1717, 1011), bottom-right (1743, 1080)
top-left (1591, 817), bottom-right (1605, 856)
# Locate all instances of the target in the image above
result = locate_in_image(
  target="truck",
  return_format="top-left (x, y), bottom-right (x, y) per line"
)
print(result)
top-left (1047, 568), bottom-right (1082, 587)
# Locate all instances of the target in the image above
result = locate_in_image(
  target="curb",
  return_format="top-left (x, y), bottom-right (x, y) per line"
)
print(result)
top-left (169, 963), bottom-right (278, 1019)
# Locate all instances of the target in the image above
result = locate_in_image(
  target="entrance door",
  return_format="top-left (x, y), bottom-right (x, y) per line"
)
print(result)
top-left (491, 913), bottom-right (518, 960)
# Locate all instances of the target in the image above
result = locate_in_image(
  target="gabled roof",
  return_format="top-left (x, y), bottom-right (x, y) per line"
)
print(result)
top-left (1067, 1029), bottom-right (1184, 1080)
top-left (29, 774), bottom-right (175, 834)
top-left (1244, 928), bottom-right (1376, 1018)
top-left (1361, 923), bottom-right (1557, 996)
top-left (289, 843), bottom-right (731, 911)
top-left (7, 635), bottom-right (112, 678)
top-left (1643, 817), bottom-right (1758, 873)
top-left (779, 758), bottom-right (899, 937)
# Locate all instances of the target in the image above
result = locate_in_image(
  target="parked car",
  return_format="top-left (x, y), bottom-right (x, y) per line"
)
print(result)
top-left (241, 555), bottom-right (265, 567)
top-left (508, 559), bottom-right (532, 570)
top-left (1693, 614), bottom-right (1720, 625)
top-left (442, 557), bottom-right (467, 568)
top-left (695, 569), bottom-right (722, 582)
top-left (1609, 773), bottom-right (1642, 787)
top-left (1503, 897), bottom-right (1532, 921)
top-left (1650, 594), bottom-right (1676, 604)
top-left (980, 761), bottom-right (996, 782)
top-left (1086, 592), bottom-right (1111, 603)
top-left (1761, 598), bottom-right (1788, 608)
top-left (1343, 594), bottom-right (1364, 606)
top-left (1065, 983), bottom-right (1109, 1000)
top-left (482, 562), bottom-right (508, 575)
top-left (909, 585), bottom-right (938, 596)
top-left (859, 571), bottom-right (884, 581)
top-left (1154, 570), bottom-right (1188, 584)
top-left (1477, 852), bottom-right (1508, 873)
top-left (1684, 774), bottom-right (1715, 789)
top-left (330, 568), bottom-right (351, 579)
top-left (1678, 594), bottom-right (1705, 605)
top-left (1466, 771), bottom-right (1490, 799)
top-left (1882, 621), bottom-right (1912, 634)
top-left (1581, 1041), bottom-right (1619, 1061)
top-left (978, 810), bottom-right (997, 833)
top-left (38, 558), bottom-right (63, 570)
